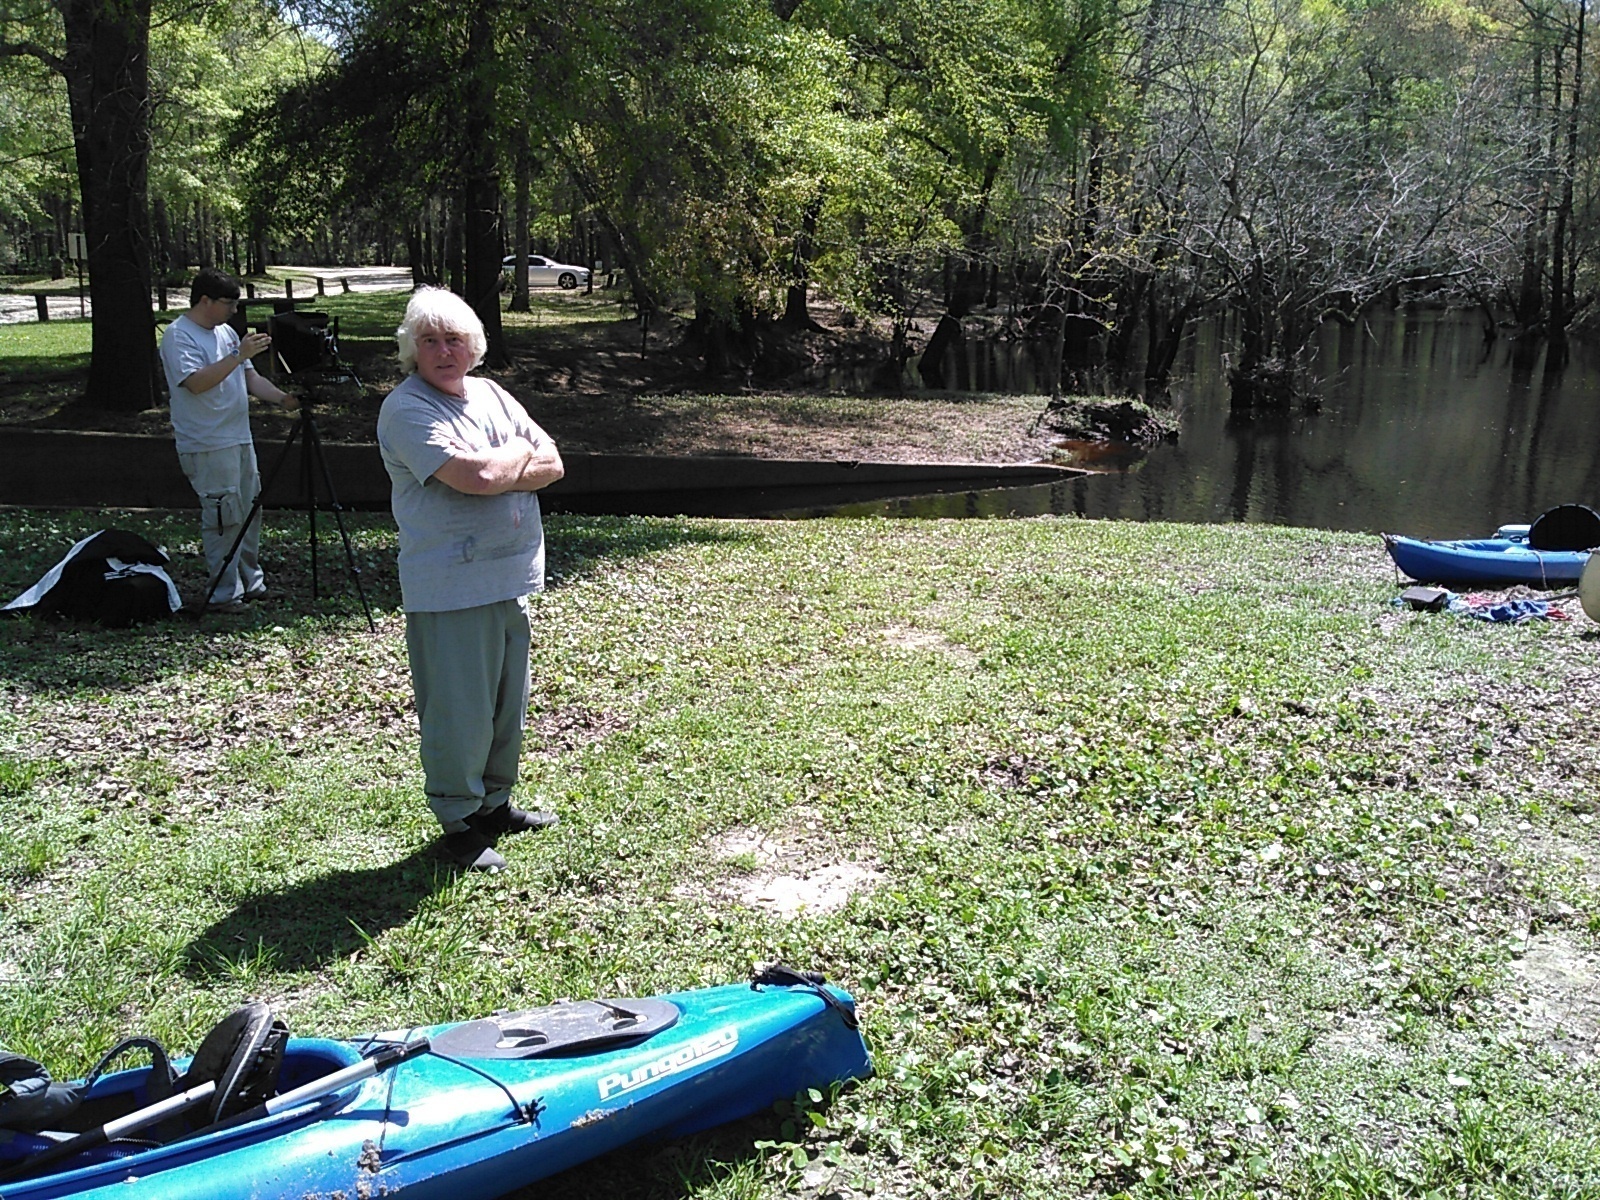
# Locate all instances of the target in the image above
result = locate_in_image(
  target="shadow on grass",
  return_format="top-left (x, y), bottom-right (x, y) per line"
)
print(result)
top-left (183, 846), bottom-right (451, 975)
top-left (0, 513), bottom-right (763, 692)
top-left (509, 1109), bottom-right (802, 1200)
top-left (543, 515), bottom-right (763, 586)
top-left (0, 355), bottom-right (91, 381)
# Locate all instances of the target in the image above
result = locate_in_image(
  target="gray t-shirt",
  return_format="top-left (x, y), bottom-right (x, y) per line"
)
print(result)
top-left (377, 373), bottom-right (547, 613)
top-left (160, 314), bottom-right (254, 454)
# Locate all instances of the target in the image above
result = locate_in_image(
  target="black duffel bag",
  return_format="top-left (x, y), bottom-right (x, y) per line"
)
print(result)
top-left (3, 530), bottom-right (180, 629)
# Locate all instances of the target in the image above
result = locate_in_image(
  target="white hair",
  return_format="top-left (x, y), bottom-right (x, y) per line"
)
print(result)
top-left (395, 287), bottom-right (488, 374)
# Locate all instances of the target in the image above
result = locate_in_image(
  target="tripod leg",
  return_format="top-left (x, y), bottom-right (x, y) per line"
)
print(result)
top-left (197, 423), bottom-right (304, 615)
top-left (303, 415), bottom-right (377, 633)
top-left (301, 418), bottom-right (319, 601)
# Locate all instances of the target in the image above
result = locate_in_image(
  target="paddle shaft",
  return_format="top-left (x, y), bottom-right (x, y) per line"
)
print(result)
top-left (0, 1037), bottom-right (431, 1185)
top-left (0, 1080), bottom-right (216, 1183)
top-left (184, 1036), bottom-right (433, 1142)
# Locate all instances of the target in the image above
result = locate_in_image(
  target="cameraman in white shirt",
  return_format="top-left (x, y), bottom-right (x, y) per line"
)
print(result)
top-left (159, 269), bottom-right (297, 612)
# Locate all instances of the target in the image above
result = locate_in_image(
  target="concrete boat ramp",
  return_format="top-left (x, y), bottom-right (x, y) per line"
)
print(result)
top-left (0, 428), bottom-right (1082, 516)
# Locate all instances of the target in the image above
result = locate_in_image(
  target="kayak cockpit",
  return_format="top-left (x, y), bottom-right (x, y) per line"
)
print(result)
top-left (0, 1038), bottom-right (365, 1186)
top-left (1449, 539), bottom-right (1532, 554)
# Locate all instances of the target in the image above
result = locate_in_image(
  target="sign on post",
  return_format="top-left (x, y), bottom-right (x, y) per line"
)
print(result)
top-left (66, 232), bottom-right (87, 261)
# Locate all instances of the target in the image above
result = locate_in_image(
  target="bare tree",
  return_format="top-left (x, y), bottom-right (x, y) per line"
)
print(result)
top-left (1088, 0), bottom-right (1525, 407)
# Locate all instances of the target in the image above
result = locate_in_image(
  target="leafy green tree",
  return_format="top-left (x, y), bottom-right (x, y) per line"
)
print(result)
top-left (0, 42), bottom-right (75, 263)
top-left (3, 0), bottom-right (160, 409)
top-left (237, 0), bottom-right (518, 358)
top-left (783, 0), bottom-right (1121, 383)
top-left (1, 0), bottom-right (318, 406)
top-left (147, 0), bottom-right (326, 276)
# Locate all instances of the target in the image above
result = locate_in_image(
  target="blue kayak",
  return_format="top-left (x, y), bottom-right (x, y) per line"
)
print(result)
top-left (1384, 525), bottom-right (1592, 587)
top-left (0, 973), bottom-right (871, 1199)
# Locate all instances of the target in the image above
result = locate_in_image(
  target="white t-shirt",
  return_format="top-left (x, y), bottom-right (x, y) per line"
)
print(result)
top-left (377, 373), bottom-right (547, 613)
top-left (160, 313), bottom-right (254, 454)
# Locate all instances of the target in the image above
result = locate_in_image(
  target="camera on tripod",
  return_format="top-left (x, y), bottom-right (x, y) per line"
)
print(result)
top-left (267, 310), bottom-right (356, 383)
top-left (199, 311), bottom-right (374, 630)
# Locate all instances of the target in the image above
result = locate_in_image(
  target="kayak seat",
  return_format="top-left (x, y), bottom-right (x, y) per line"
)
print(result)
top-left (0, 1009), bottom-right (290, 1185)
top-left (178, 1003), bottom-right (290, 1131)
top-left (0, 1035), bottom-right (178, 1139)
top-left (1528, 503), bottom-right (1600, 551)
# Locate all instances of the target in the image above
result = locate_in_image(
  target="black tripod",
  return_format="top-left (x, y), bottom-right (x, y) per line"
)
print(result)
top-left (198, 396), bottom-right (376, 633)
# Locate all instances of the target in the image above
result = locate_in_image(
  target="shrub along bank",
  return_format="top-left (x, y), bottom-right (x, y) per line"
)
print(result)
top-left (0, 507), bottom-right (1596, 1199)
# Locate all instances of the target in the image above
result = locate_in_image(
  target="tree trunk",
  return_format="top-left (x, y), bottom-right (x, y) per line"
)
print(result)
top-left (1515, 46), bottom-right (1552, 332)
top-left (151, 196), bottom-right (170, 284)
top-left (782, 188), bottom-right (823, 328)
top-left (947, 153), bottom-right (1001, 318)
top-left (406, 223), bottom-right (424, 285)
top-left (509, 136), bottom-right (531, 312)
top-left (250, 219), bottom-right (269, 279)
top-left (445, 200), bottom-right (464, 297)
top-left (197, 201), bottom-right (213, 268)
top-left (918, 313), bottom-right (962, 389)
top-left (1547, 4), bottom-right (1584, 365)
top-left (56, 0), bottom-right (157, 411)
top-left (462, 1), bottom-right (506, 365)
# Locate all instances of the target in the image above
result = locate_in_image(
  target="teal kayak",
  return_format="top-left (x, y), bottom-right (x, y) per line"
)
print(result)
top-left (0, 972), bottom-right (871, 1198)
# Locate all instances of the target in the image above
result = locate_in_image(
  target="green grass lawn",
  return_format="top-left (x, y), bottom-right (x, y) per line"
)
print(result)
top-left (0, 510), bottom-right (1596, 1198)
top-left (0, 287), bottom-right (625, 377)
top-left (0, 319), bottom-right (93, 381)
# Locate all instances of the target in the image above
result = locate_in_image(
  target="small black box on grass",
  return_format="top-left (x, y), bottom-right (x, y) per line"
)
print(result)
top-left (1401, 585), bottom-right (1450, 612)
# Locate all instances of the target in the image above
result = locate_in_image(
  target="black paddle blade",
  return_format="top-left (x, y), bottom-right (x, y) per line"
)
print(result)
top-left (428, 998), bottom-right (680, 1060)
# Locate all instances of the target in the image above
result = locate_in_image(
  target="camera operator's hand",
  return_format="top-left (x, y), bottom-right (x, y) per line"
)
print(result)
top-left (246, 367), bottom-right (295, 410)
top-left (239, 331), bottom-right (272, 359)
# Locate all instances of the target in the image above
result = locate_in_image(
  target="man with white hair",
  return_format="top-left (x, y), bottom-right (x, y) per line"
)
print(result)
top-left (377, 288), bottom-right (565, 871)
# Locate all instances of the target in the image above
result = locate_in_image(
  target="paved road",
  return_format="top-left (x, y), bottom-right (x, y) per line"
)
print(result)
top-left (0, 292), bottom-right (88, 324)
top-left (0, 266), bottom-right (415, 325)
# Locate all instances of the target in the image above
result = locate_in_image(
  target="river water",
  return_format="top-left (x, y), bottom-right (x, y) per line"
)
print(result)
top-left (764, 312), bottom-right (1600, 535)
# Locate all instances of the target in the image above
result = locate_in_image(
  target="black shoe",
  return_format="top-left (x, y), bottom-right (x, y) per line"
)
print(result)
top-left (469, 804), bottom-right (559, 838)
top-left (438, 829), bottom-right (506, 871)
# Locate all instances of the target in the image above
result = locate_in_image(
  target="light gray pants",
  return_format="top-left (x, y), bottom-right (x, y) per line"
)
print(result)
top-left (179, 443), bottom-right (263, 604)
top-left (405, 597), bottom-right (532, 832)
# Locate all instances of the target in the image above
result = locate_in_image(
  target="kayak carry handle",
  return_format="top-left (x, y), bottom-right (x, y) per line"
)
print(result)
top-left (751, 962), bottom-right (826, 988)
top-left (750, 963), bottom-right (859, 1030)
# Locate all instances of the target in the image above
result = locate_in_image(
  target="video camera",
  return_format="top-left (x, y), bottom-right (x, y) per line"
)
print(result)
top-left (267, 310), bottom-right (357, 383)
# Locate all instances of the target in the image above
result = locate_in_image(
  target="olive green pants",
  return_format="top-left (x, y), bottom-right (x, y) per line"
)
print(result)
top-left (405, 597), bottom-right (531, 832)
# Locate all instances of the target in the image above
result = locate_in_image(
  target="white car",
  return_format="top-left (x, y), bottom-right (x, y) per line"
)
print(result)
top-left (501, 254), bottom-right (590, 289)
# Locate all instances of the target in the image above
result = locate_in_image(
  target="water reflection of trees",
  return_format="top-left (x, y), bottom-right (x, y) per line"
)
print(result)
top-left (1049, 314), bottom-right (1600, 537)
